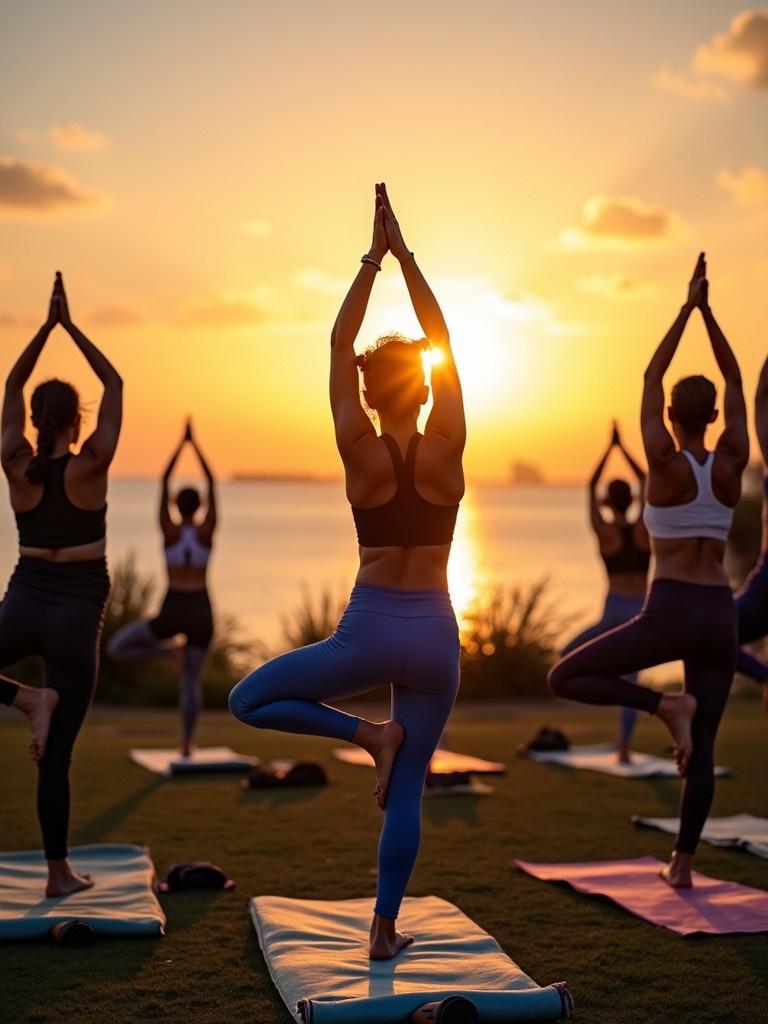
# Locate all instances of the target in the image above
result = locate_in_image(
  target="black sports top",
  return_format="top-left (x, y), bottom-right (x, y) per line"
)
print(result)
top-left (352, 434), bottom-right (459, 548)
top-left (15, 454), bottom-right (107, 549)
top-left (600, 523), bottom-right (650, 575)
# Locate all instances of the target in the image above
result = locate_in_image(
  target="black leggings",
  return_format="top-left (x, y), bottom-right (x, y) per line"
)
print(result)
top-left (548, 579), bottom-right (736, 854)
top-left (0, 558), bottom-right (108, 860)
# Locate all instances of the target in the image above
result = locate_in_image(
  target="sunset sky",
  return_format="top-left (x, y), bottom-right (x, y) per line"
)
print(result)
top-left (1, 1), bottom-right (767, 482)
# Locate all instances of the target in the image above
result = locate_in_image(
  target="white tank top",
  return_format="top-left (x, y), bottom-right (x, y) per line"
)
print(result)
top-left (643, 450), bottom-right (733, 542)
top-left (164, 523), bottom-right (211, 569)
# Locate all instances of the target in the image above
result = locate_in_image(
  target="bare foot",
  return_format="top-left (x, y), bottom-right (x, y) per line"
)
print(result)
top-left (656, 693), bottom-right (697, 774)
top-left (660, 851), bottom-right (693, 888)
top-left (355, 719), bottom-right (404, 809)
top-left (13, 686), bottom-right (59, 763)
top-left (369, 928), bottom-right (414, 959)
top-left (616, 745), bottom-right (632, 765)
top-left (46, 864), bottom-right (94, 898)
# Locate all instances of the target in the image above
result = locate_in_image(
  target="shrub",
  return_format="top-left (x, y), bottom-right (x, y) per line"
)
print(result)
top-left (98, 552), bottom-right (257, 707)
top-left (459, 579), bottom-right (576, 700)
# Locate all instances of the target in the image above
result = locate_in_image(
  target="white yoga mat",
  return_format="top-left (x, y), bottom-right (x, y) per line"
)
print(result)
top-left (333, 747), bottom-right (506, 775)
top-left (129, 745), bottom-right (258, 777)
top-left (526, 743), bottom-right (729, 779)
top-left (0, 843), bottom-right (165, 940)
top-left (633, 813), bottom-right (768, 859)
top-left (250, 895), bottom-right (571, 1022)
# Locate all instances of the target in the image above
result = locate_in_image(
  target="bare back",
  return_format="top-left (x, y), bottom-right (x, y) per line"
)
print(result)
top-left (344, 431), bottom-right (464, 590)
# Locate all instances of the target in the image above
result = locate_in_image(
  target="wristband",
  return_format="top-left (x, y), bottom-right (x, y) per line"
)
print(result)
top-left (361, 255), bottom-right (382, 271)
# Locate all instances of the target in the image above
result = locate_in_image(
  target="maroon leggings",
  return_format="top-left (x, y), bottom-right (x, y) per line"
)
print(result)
top-left (548, 579), bottom-right (736, 854)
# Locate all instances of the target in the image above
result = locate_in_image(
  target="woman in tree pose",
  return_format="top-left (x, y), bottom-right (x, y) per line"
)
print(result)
top-left (230, 183), bottom-right (465, 958)
top-left (108, 420), bottom-right (217, 756)
top-left (0, 273), bottom-right (122, 896)
top-left (549, 254), bottom-right (748, 888)
top-left (561, 422), bottom-right (650, 762)
top-left (731, 353), bottom-right (768, 710)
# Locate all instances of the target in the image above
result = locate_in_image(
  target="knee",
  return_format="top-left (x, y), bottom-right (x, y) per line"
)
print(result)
top-left (106, 631), bottom-right (123, 658)
top-left (228, 672), bottom-right (263, 724)
top-left (547, 659), bottom-right (568, 697)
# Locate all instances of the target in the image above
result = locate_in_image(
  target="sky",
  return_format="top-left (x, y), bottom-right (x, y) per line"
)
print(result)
top-left (1, 1), bottom-right (767, 482)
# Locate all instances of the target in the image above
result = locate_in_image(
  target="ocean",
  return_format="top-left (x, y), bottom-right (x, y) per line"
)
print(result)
top-left (0, 479), bottom-right (605, 650)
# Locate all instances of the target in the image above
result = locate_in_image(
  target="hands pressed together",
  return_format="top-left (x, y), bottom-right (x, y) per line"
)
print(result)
top-left (368, 183), bottom-right (412, 266)
top-left (44, 271), bottom-right (73, 331)
top-left (685, 252), bottom-right (710, 312)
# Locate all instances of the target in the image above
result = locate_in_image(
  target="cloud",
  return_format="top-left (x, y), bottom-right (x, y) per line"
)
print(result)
top-left (177, 291), bottom-right (273, 328)
top-left (293, 268), bottom-right (349, 294)
top-left (653, 65), bottom-right (728, 101)
top-left (0, 156), bottom-right (101, 215)
top-left (431, 277), bottom-right (589, 337)
top-left (578, 272), bottom-right (658, 300)
top-left (48, 123), bottom-right (108, 151)
top-left (695, 8), bottom-right (768, 89)
top-left (717, 166), bottom-right (768, 205)
top-left (242, 217), bottom-right (271, 238)
top-left (88, 305), bottom-right (142, 327)
top-left (0, 311), bottom-right (36, 330)
top-left (558, 195), bottom-right (683, 250)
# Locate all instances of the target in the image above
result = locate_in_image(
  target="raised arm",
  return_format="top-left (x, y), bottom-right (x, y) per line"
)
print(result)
top-left (755, 356), bottom-right (768, 468)
top-left (700, 284), bottom-right (748, 471)
top-left (614, 422), bottom-right (646, 501)
top-left (187, 420), bottom-right (217, 542)
top-left (380, 184), bottom-right (465, 451)
top-left (56, 274), bottom-right (123, 472)
top-left (588, 426), bottom-right (615, 535)
top-left (1, 280), bottom-right (58, 474)
top-left (159, 430), bottom-right (185, 535)
top-left (641, 255), bottom-right (703, 466)
top-left (329, 188), bottom-right (385, 457)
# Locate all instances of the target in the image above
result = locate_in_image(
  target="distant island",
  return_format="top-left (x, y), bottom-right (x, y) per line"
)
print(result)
top-left (509, 461), bottom-right (545, 486)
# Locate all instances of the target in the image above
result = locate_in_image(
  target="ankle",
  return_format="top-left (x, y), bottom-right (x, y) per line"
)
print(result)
top-left (353, 719), bottom-right (378, 751)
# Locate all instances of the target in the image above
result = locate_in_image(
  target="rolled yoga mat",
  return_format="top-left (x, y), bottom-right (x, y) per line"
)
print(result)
top-left (129, 745), bottom-right (258, 777)
top-left (0, 843), bottom-right (165, 940)
top-left (250, 894), bottom-right (572, 1022)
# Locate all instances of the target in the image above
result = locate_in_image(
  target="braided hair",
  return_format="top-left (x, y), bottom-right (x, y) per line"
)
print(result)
top-left (356, 333), bottom-right (431, 416)
top-left (26, 379), bottom-right (81, 485)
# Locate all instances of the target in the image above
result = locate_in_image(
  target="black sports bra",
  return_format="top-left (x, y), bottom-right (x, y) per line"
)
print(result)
top-left (600, 523), bottom-right (650, 576)
top-left (15, 454), bottom-right (106, 549)
top-left (351, 434), bottom-right (459, 548)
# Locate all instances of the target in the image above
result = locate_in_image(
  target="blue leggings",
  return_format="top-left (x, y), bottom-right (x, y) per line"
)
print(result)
top-left (228, 584), bottom-right (460, 920)
top-left (735, 556), bottom-right (768, 683)
top-left (561, 593), bottom-right (645, 748)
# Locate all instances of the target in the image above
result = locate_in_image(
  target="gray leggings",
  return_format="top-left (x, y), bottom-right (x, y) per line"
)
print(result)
top-left (108, 620), bottom-right (208, 746)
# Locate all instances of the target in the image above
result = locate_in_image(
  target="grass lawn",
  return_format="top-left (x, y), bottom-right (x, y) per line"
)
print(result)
top-left (1, 698), bottom-right (767, 1024)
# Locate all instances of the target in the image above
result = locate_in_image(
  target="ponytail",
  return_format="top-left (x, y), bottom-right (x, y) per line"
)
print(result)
top-left (25, 379), bottom-right (81, 485)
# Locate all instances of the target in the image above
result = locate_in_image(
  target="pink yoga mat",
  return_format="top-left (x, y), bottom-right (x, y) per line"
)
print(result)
top-left (515, 857), bottom-right (768, 936)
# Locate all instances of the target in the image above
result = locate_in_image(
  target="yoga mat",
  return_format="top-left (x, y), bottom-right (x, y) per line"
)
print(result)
top-left (250, 894), bottom-right (572, 1022)
top-left (423, 778), bottom-right (495, 798)
top-left (0, 843), bottom-right (165, 940)
top-left (129, 745), bottom-right (258, 777)
top-left (633, 813), bottom-right (768, 860)
top-left (515, 857), bottom-right (768, 936)
top-left (333, 747), bottom-right (507, 775)
top-left (525, 743), bottom-right (729, 779)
